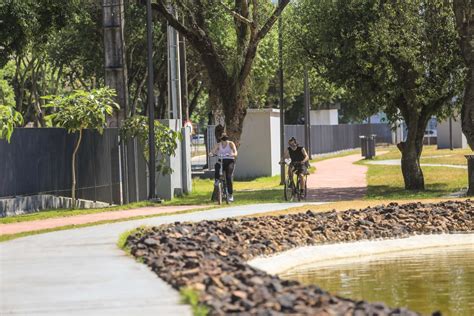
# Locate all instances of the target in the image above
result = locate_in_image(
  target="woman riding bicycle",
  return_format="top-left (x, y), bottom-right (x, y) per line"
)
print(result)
top-left (209, 133), bottom-right (238, 202)
top-left (281, 137), bottom-right (309, 197)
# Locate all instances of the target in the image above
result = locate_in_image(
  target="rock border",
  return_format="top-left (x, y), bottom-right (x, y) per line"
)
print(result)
top-left (126, 200), bottom-right (473, 315)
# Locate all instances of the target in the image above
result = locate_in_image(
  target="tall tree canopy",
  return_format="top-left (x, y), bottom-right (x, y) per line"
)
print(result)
top-left (453, 0), bottom-right (474, 150)
top-left (150, 0), bottom-right (290, 145)
top-left (294, 0), bottom-right (465, 190)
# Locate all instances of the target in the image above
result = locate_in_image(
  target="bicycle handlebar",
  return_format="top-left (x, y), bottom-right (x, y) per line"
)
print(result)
top-left (209, 153), bottom-right (233, 158)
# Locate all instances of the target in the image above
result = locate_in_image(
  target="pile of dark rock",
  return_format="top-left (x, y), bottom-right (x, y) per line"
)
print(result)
top-left (126, 200), bottom-right (473, 315)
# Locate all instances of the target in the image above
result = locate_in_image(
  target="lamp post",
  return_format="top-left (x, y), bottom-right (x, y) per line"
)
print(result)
top-left (145, 0), bottom-right (156, 200)
top-left (304, 68), bottom-right (312, 159)
top-left (449, 116), bottom-right (453, 150)
top-left (272, 0), bottom-right (285, 184)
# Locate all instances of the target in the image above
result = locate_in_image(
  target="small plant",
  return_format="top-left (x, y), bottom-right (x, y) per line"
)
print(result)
top-left (0, 105), bottom-right (23, 143)
top-left (180, 287), bottom-right (209, 316)
top-left (44, 88), bottom-right (119, 208)
top-left (120, 115), bottom-right (182, 176)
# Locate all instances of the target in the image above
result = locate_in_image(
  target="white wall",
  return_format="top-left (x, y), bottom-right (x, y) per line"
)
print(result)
top-left (310, 109), bottom-right (339, 125)
top-left (234, 109), bottom-right (281, 179)
top-left (156, 119), bottom-right (192, 200)
top-left (437, 116), bottom-right (468, 149)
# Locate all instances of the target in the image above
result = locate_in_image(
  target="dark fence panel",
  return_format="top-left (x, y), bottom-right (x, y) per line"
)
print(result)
top-left (0, 128), bottom-right (147, 204)
top-left (286, 123), bottom-right (392, 156)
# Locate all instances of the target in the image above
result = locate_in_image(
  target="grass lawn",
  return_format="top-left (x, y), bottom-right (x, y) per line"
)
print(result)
top-left (164, 176), bottom-right (284, 206)
top-left (365, 165), bottom-right (467, 199)
top-left (360, 145), bottom-right (470, 199)
top-left (373, 145), bottom-right (472, 165)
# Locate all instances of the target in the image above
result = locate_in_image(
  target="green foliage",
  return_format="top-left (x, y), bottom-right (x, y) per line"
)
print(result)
top-left (0, 65), bottom-right (20, 142)
top-left (293, 0), bottom-right (465, 124)
top-left (44, 88), bottom-right (119, 133)
top-left (180, 287), bottom-right (209, 316)
top-left (0, 105), bottom-right (23, 142)
top-left (0, 64), bottom-right (15, 107)
top-left (120, 115), bottom-right (182, 176)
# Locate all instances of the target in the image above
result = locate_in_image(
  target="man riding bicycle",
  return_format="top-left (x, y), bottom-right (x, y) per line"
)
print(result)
top-left (209, 133), bottom-right (238, 202)
top-left (280, 137), bottom-right (309, 197)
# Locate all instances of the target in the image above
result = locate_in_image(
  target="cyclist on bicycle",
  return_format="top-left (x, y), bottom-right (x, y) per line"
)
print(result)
top-left (209, 133), bottom-right (238, 202)
top-left (280, 137), bottom-right (309, 196)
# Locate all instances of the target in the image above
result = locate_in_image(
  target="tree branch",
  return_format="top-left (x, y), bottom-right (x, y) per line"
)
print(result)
top-left (256, 0), bottom-right (290, 40)
top-left (220, 0), bottom-right (255, 27)
top-left (148, 1), bottom-right (195, 39)
top-left (147, 0), bottom-right (230, 90)
top-left (251, 0), bottom-right (259, 27)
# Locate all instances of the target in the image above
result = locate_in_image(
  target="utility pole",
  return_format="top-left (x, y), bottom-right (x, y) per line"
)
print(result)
top-left (145, 0), bottom-right (156, 200)
top-left (167, 6), bottom-right (182, 120)
top-left (449, 116), bottom-right (453, 150)
top-left (102, 0), bottom-right (129, 124)
top-left (179, 29), bottom-right (189, 122)
top-left (103, 0), bottom-right (131, 203)
top-left (304, 68), bottom-right (312, 159)
top-left (278, 0), bottom-right (285, 185)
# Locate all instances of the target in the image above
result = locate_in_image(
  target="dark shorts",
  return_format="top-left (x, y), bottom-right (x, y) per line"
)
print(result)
top-left (290, 162), bottom-right (308, 175)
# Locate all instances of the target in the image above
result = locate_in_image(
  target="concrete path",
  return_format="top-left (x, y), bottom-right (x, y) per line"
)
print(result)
top-left (366, 159), bottom-right (467, 169)
top-left (0, 205), bottom-right (209, 236)
top-left (0, 202), bottom-right (325, 316)
top-left (306, 154), bottom-right (368, 201)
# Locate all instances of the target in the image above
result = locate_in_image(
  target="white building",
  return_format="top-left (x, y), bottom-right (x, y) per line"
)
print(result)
top-left (309, 109), bottom-right (339, 125)
top-left (437, 116), bottom-right (468, 149)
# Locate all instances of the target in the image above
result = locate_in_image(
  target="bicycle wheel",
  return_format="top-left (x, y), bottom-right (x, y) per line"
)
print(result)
top-left (216, 182), bottom-right (223, 205)
top-left (284, 177), bottom-right (294, 201)
top-left (303, 175), bottom-right (308, 200)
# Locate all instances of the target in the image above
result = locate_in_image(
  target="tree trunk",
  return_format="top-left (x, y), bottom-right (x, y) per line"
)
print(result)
top-left (397, 118), bottom-right (426, 190)
top-left (222, 85), bottom-right (247, 147)
top-left (462, 67), bottom-right (474, 149)
top-left (453, 1), bottom-right (474, 150)
top-left (71, 130), bottom-right (83, 209)
top-left (209, 86), bottom-right (225, 125)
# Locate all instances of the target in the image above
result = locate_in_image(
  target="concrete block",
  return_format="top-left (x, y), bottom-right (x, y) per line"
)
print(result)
top-left (0, 195), bottom-right (111, 217)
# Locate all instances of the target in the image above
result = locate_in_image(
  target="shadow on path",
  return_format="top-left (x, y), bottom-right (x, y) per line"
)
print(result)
top-left (307, 187), bottom-right (367, 202)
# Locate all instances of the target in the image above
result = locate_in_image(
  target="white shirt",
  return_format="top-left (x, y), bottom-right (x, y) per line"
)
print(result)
top-left (216, 142), bottom-right (234, 159)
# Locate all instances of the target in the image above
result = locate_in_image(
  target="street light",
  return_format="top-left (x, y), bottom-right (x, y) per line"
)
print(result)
top-left (146, 0), bottom-right (156, 200)
top-left (272, 0), bottom-right (285, 184)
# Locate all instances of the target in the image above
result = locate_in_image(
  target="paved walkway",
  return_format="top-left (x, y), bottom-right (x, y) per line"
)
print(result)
top-left (0, 205), bottom-right (209, 236)
top-left (0, 153), bottom-right (373, 315)
top-left (0, 202), bottom-right (325, 316)
top-left (306, 154), bottom-right (368, 201)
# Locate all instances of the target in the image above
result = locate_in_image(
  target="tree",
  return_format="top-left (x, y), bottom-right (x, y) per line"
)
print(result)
top-left (0, 106), bottom-right (23, 143)
top-left (0, 67), bottom-right (22, 142)
top-left (294, 0), bottom-right (465, 190)
top-left (44, 88), bottom-right (119, 208)
top-left (453, 0), bottom-right (474, 150)
top-left (120, 115), bottom-right (182, 176)
top-left (149, 0), bottom-right (290, 145)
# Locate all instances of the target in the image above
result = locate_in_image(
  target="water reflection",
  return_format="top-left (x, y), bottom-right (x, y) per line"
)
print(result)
top-left (280, 245), bottom-right (474, 315)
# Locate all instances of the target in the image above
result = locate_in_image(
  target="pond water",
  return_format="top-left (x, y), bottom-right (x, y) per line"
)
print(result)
top-left (280, 245), bottom-right (474, 316)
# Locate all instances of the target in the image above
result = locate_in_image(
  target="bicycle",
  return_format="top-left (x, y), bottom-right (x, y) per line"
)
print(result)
top-left (210, 153), bottom-right (232, 205)
top-left (282, 159), bottom-right (308, 202)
